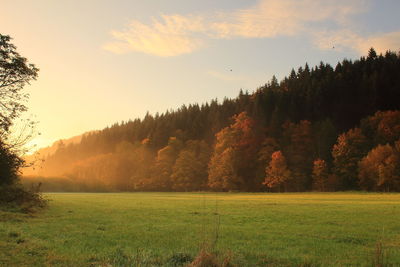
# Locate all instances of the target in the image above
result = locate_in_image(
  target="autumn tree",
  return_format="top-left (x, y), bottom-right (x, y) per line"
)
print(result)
top-left (282, 120), bottom-right (314, 191)
top-left (264, 151), bottom-right (291, 192)
top-left (312, 159), bottom-right (329, 191)
top-left (151, 137), bottom-right (183, 190)
top-left (208, 112), bottom-right (261, 191)
top-left (208, 124), bottom-right (239, 191)
top-left (332, 128), bottom-right (369, 190)
top-left (111, 141), bottom-right (145, 190)
top-left (358, 142), bottom-right (400, 191)
top-left (360, 110), bottom-right (400, 145)
top-left (130, 138), bottom-right (155, 187)
top-left (257, 137), bottom-right (280, 184)
top-left (171, 140), bottom-right (211, 191)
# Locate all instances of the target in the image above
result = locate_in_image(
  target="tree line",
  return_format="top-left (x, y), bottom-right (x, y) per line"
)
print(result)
top-left (25, 48), bottom-right (400, 192)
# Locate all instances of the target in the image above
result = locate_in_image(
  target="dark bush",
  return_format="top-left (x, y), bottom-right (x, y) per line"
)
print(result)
top-left (0, 182), bottom-right (46, 212)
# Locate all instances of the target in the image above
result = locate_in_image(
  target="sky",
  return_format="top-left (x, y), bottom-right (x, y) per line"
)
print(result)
top-left (1, 0), bottom-right (400, 150)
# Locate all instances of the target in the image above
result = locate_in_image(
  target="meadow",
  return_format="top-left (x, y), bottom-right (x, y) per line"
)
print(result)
top-left (1, 192), bottom-right (400, 266)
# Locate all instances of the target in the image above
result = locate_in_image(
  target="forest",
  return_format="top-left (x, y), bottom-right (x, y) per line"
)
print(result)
top-left (23, 48), bottom-right (400, 192)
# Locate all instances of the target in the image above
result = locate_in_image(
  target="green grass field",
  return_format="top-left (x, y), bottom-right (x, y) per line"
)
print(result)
top-left (1, 193), bottom-right (400, 266)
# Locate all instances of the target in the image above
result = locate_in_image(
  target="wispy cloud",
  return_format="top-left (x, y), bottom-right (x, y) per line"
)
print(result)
top-left (313, 29), bottom-right (364, 51)
top-left (210, 0), bottom-right (366, 39)
top-left (103, 15), bottom-right (206, 57)
top-left (365, 31), bottom-right (400, 54)
top-left (104, 0), bottom-right (398, 57)
top-left (314, 30), bottom-right (400, 54)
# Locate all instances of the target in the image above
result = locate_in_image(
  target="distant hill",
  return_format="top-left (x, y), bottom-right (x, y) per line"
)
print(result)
top-left (39, 135), bottom-right (84, 156)
top-left (22, 132), bottom-right (97, 176)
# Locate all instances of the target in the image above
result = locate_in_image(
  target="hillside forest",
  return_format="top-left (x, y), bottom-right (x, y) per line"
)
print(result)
top-left (23, 49), bottom-right (400, 192)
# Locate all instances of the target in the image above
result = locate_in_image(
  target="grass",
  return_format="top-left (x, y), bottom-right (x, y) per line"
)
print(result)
top-left (1, 192), bottom-right (400, 266)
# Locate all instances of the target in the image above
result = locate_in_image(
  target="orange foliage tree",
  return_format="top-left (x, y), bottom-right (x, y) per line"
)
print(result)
top-left (332, 128), bottom-right (369, 189)
top-left (358, 141), bottom-right (400, 191)
top-left (264, 151), bottom-right (291, 192)
top-left (171, 140), bottom-right (211, 191)
top-left (361, 110), bottom-right (400, 145)
top-left (208, 112), bottom-right (262, 191)
top-left (151, 137), bottom-right (183, 191)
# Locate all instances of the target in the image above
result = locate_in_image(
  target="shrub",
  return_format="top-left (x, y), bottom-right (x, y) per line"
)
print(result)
top-left (0, 182), bottom-right (46, 212)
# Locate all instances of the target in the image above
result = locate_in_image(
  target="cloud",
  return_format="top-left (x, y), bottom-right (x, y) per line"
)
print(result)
top-left (210, 0), bottom-right (367, 39)
top-left (103, 14), bottom-right (206, 57)
top-left (313, 29), bottom-right (364, 51)
top-left (104, 0), bottom-right (399, 57)
top-left (363, 32), bottom-right (400, 54)
top-left (314, 30), bottom-right (400, 54)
